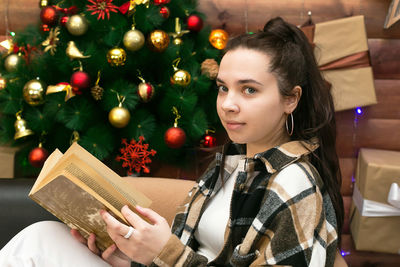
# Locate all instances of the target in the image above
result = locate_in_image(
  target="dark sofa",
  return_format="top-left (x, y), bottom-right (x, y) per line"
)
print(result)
top-left (0, 179), bottom-right (58, 248)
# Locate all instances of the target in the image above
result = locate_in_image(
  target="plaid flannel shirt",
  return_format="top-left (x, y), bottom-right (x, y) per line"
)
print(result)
top-left (150, 140), bottom-right (338, 267)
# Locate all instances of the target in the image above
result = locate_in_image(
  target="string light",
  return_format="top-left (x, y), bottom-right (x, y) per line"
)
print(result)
top-left (356, 107), bottom-right (363, 115)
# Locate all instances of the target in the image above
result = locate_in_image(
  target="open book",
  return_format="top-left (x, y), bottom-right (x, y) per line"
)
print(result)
top-left (29, 142), bottom-right (152, 251)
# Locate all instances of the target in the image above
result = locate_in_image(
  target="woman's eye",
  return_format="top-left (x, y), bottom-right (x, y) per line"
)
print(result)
top-left (243, 87), bottom-right (256, 94)
top-left (217, 85), bottom-right (228, 92)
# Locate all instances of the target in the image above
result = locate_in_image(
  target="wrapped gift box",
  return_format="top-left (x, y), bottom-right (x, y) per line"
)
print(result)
top-left (350, 148), bottom-right (400, 254)
top-left (0, 145), bottom-right (18, 178)
top-left (301, 16), bottom-right (377, 111)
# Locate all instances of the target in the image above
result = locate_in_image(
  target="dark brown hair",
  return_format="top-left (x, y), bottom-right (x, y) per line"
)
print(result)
top-left (223, 17), bottom-right (344, 243)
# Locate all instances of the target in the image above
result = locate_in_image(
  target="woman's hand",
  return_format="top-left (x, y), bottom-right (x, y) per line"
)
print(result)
top-left (101, 205), bottom-right (172, 266)
top-left (70, 229), bottom-right (131, 267)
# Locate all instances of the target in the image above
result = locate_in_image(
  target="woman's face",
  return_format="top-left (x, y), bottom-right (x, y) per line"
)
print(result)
top-left (216, 48), bottom-right (295, 156)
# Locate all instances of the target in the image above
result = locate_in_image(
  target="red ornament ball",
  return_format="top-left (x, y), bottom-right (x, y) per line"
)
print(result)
top-left (153, 0), bottom-right (170, 5)
top-left (40, 6), bottom-right (59, 26)
top-left (29, 146), bottom-right (49, 168)
top-left (187, 14), bottom-right (203, 32)
top-left (159, 6), bottom-right (170, 19)
top-left (201, 133), bottom-right (217, 148)
top-left (60, 16), bottom-right (69, 26)
top-left (164, 126), bottom-right (186, 149)
top-left (70, 71), bottom-right (91, 93)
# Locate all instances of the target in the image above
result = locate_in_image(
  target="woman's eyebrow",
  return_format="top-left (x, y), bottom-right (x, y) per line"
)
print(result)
top-left (216, 78), bottom-right (263, 86)
top-left (237, 79), bottom-right (263, 85)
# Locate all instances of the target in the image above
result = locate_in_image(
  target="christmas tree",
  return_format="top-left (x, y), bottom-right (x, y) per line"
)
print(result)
top-left (0, 0), bottom-right (228, 177)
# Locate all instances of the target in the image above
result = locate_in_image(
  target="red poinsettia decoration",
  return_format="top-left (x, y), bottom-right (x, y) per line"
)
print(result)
top-left (87, 0), bottom-right (118, 20)
top-left (116, 136), bottom-right (157, 174)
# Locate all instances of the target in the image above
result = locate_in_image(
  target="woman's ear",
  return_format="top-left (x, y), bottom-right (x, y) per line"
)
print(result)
top-left (284, 85), bottom-right (302, 113)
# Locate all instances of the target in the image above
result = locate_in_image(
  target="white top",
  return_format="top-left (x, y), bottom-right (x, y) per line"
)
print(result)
top-left (194, 166), bottom-right (239, 261)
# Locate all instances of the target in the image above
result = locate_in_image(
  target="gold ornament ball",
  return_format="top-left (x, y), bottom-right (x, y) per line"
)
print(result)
top-left (123, 29), bottom-right (145, 52)
top-left (39, 0), bottom-right (50, 7)
top-left (23, 79), bottom-right (46, 106)
top-left (0, 77), bottom-right (6, 90)
top-left (173, 38), bottom-right (182, 46)
top-left (109, 106), bottom-right (130, 128)
top-left (209, 29), bottom-right (229, 50)
top-left (66, 14), bottom-right (89, 36)
top-left (171, 69), bottom-right (191, 86)
top-left (147, 30), bottom-right (170, 52)
top-left (4, 54), bottom-right (23, 72)
top-left (107, 47), bottom-right (127, 67)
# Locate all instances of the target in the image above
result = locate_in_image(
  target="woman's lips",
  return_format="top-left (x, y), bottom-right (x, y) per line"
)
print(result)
top-left (225, 122), bottom-right (245, 130)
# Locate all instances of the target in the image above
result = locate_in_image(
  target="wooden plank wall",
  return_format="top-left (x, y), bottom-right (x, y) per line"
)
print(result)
top-left (1, 0), bottom-right (400, 265)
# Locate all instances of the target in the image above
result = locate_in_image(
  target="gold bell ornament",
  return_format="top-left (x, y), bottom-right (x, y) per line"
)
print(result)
top-left (66, 14), bottom-right (89, 36)
top-left (170, 58), bottom-right (191, 87)
top-left (168, 17), bottom-right (189, 46)
top-left (107, 47), bottom-right (127, 67)
top-left (4, 53), bottom-right (24, 72)
top-left (109, 93), bottom-right (130, 128)
top-left (123, 21), bottom-right (145, 52)
top-left (209, 29), bottom-right (229, 50)
top-left (23, 78), bottom-right (46, 106)
top-left (147, 29), bottom-right (169, 52)
top-left (14, 111), bottom-right (34, 140)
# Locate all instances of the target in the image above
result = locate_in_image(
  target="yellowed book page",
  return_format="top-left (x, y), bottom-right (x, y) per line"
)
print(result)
top-left (35, 153), bottom-right (150, 220)
top-left (30, 148), bottom-right (63, 194)
top-left (30, 174), bottom-right (116, 251)
top-left (63, 142), bottom-right (150, 208)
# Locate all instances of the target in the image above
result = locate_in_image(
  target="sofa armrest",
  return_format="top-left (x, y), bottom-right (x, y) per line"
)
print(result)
top-left (125, 177), bottom-right (196, 225)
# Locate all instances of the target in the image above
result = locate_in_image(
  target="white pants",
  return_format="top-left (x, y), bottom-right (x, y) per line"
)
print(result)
top-left (0, 221), bottom-right (111, 267)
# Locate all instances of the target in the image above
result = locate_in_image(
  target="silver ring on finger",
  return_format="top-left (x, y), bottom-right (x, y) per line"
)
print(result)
top-left (124, 226), bottom-right (134, 239)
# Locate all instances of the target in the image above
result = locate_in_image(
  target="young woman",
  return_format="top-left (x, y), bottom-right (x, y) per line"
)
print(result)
top-left (0, 17), bottom-right (345, 267)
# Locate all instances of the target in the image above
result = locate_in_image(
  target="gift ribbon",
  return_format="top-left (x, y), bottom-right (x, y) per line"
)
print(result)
top-left (300, 24), bottom-right (371, 72)
top-left (353, 183), bottom-right (400, 217)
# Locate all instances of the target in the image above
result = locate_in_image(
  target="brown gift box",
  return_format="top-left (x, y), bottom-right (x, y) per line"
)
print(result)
top-left (0, 145), bottom-right (18, 178)
top-left (302, 15), bottom-right (377, 111)
top-left (350, 148), bottom-right (400, 254)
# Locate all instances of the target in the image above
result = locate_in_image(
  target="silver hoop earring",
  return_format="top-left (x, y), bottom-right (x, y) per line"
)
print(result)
top-left (286, 113), bottom-right (294, 136)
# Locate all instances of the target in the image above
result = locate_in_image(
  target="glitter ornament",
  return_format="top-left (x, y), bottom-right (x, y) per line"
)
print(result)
top-left (147, 30), bottom-right (169, 52)
top-left (106, 47), bottom-right (127, 67)
top-left (159, 6), bottom-right (170, 19)
top-left (209, 29), bottom-right (229, 50)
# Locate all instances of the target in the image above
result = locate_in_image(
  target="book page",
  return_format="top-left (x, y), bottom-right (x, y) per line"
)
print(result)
top-left (30, 174), bottom-right (116, 251)
top-left (64, 143), bottom-right (150, 207)
top-left (30, 148), bottom-right (63, 194)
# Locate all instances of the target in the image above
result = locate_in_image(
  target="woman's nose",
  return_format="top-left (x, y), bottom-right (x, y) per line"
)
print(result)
top-left (221, 93), bottom-right (239, 112)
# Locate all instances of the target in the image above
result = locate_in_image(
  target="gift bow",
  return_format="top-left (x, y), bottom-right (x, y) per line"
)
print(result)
top-left (353, 182), bottom-right (400, 217)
